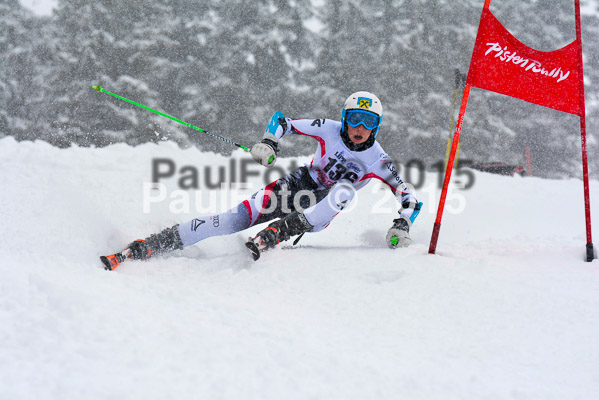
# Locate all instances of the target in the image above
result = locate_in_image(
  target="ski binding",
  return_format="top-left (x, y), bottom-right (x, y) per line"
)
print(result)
top-left (99, 248), bottom-right (132, 271)
top-left (245, 235), bottom-right (270, 261)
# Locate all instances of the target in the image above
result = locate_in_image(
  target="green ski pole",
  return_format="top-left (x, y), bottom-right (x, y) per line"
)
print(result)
top-left (92, 84), bottom-right (251, 152)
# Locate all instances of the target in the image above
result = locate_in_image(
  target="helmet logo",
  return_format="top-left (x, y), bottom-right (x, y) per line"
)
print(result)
top-left (357, 97), bottom-right (372, 109)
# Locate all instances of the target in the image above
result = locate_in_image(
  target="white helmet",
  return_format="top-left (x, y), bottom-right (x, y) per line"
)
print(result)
top-left (341, 91), bottom-right (383, 137)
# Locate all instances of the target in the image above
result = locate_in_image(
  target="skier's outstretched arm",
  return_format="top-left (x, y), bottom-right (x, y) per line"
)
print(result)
top-left (250, 112), bottom-right (327, 168)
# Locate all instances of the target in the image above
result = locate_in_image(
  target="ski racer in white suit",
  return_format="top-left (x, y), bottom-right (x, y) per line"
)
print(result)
top-left (121, 91), bottom-right (422, 262)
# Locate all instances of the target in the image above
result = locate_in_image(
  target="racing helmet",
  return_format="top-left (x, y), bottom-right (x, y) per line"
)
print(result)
top-left (341, 91), bottom-right (383, 137)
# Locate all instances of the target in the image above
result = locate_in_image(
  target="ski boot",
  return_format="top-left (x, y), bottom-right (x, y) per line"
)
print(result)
top-left (245, 212), bottom-right (313, 261)
top-left (100, 225), bottom-right (184, 270)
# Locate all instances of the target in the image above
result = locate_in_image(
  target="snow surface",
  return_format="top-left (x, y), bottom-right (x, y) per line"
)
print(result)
top-left (18, 0), bottom-right (57, 16)
top-left (1, 137), bottom-right (598, 400)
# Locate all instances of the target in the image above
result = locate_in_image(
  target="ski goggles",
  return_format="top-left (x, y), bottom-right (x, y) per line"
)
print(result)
top-left (345, 110), bottom-right (380, 130)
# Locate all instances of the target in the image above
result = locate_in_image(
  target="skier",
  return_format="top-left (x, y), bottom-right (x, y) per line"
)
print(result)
top-left (100, 91), bottom-right (421, 269)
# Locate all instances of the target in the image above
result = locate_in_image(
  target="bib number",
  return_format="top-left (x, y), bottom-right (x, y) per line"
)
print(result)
top-left (323, 157), bottom-right (358, 183)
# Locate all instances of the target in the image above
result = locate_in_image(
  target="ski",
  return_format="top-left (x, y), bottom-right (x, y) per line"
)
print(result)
top-left (99, 248), bottom-right (132, 271)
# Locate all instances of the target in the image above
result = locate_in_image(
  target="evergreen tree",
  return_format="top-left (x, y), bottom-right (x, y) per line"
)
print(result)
top-left (0, 0), bottom-right (44, 138)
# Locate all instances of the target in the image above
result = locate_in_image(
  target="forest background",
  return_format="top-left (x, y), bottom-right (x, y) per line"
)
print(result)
top-left (2, 0), bottom-right (598, 178)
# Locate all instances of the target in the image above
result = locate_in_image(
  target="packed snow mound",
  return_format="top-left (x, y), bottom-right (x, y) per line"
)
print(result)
top-left (1, 137), bottom-right (597, 400)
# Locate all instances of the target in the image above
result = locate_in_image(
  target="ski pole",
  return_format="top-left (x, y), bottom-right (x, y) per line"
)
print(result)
top-left (92, 84), bottom-right (251, 152)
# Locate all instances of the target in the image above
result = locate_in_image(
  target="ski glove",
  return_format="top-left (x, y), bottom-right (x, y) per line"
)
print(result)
top-left (386, 216), bottom-right (411, 248)
top-left (251, 138), bottom-right (278, 167)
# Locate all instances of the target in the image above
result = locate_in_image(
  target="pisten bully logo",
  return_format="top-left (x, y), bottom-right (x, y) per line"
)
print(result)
top-left (484, 42), bottom-right (571, 83)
